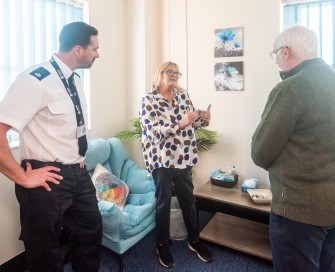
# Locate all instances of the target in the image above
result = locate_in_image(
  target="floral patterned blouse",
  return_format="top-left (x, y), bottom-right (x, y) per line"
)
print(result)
top-left (139, 88), bottom-right (208, 173)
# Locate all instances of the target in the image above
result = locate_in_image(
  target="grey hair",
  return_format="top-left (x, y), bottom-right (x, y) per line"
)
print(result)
top-left (274, 25), bottom-right (318, 58)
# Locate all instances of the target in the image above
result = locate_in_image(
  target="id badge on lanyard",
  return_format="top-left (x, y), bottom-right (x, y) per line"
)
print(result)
top-left (77, 125), bottom-right (86, 138)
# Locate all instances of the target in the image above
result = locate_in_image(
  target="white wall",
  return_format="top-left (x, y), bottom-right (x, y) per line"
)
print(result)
top-left (88, 0), bottom-right (127, 139)
top-left (0, 0), bottom-right (281, 264)
top-left (0, 160), bottom-right (24, 264)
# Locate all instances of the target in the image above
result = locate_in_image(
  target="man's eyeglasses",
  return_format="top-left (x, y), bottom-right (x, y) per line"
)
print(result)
top-left (162, 70), bottom-right (182, 78)
top-left (269, 46), bottom-right (288, 60)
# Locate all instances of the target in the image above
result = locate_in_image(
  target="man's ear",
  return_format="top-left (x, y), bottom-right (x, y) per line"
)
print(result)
top-left (72, 45), bottom-right (83, 57)
top-left (283, 47), bottom-right (291, 60)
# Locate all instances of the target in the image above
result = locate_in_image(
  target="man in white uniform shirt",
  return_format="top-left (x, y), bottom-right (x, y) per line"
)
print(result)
top-left (0, 22), bottom-right (102, 272)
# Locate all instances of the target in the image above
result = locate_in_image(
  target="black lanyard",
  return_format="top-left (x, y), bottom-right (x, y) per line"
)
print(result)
top-left (50, 57), bottom-right (85, 126)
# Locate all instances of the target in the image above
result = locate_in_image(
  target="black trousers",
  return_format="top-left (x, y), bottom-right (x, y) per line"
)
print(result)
top-left (152, 167), bottom-right (199, 244)
top-left (16, 160), bottom-right (102, 272)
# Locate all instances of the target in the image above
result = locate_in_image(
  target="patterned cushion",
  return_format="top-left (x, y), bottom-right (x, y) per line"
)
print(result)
top-left (91, 163), bottom-right (129, 210)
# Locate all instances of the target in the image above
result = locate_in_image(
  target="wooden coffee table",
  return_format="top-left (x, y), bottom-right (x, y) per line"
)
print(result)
top-left (195, 181), bottom-right (272, 260)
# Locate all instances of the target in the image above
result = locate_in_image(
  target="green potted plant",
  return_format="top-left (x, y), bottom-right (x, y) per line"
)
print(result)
top-left (115, 118), bottom-right (219, 152)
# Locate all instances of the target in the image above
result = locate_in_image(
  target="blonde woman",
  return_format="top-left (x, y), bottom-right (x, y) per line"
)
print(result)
top-left (139, 61), bottom-right (212, 268)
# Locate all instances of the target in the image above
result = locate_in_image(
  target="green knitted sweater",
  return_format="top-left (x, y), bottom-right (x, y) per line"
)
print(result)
top-left (252, 58), bottom-right (335, 226)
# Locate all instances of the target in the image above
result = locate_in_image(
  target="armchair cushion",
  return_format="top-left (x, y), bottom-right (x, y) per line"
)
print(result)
top-left (92, 163), bottom-right (129, 210)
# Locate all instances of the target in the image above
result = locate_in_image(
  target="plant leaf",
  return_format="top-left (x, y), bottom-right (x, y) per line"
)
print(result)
top-left (115, 118), bottom-right (142, 142)
top-left (195, 128), bottom-right (219, 152)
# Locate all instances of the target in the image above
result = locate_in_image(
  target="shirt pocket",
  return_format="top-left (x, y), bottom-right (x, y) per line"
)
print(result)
top-left (48, 100), bottom-right (73, 115)
top-left (46, 100), bottom-right (76, 134)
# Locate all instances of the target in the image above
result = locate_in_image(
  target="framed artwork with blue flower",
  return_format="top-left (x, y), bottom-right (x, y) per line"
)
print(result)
top-left (214, 27), bottom-right (243, 57)
top-left (214, 62), bottom-right (244, 91)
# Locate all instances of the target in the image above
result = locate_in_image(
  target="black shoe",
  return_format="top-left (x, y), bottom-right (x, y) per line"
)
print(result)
top-left (188, 241), bottom-right (213, 263)
top-left (156, 241), bottom-right (175, 268)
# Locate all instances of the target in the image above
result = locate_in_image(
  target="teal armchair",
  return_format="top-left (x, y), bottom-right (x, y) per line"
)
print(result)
top-left (85, 138), bottom-right (156, 271)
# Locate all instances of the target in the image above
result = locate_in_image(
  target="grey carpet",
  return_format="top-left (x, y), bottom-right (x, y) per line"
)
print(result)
top-left (65, 211), bottom-right (273, 272)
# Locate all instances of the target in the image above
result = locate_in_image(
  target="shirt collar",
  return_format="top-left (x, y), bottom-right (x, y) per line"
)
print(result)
top-left (52, 54), bottom-right (73, 80)
top-left (279, 58), bottom-right (325, 81)
top-left (152, 88), bottom-right (177, 100)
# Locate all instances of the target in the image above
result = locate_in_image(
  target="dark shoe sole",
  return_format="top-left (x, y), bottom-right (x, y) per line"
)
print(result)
top-left (156, 248), bottom-right (175, 268)
top-left (188, 243), bottom-right (212, 263)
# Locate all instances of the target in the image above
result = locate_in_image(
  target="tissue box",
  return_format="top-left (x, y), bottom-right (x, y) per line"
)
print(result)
top-left (241, 178), bottom-right (258, 192)
top-left (210, 172), bottom-right (239, 188)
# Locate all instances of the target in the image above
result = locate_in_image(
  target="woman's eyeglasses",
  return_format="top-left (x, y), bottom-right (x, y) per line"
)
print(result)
top-left (162, 70), bottom-right (182, 78)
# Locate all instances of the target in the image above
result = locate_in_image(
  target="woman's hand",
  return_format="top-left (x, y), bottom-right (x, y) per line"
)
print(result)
top-left (178, 111), bottom-right (199, 129)
top-left (199, 104), bottom-right (211, 123)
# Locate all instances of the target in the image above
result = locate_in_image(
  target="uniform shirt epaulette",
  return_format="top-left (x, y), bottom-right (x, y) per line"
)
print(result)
top-left (74, 72), bottom-right (81, 78)
top-left (29, 67), bottom-right (51, 81)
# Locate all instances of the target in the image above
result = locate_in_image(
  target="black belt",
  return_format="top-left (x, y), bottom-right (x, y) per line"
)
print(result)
top-left (22, 159), bottom-right (81, 170)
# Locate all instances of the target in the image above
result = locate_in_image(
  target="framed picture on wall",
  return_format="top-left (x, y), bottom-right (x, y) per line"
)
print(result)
top-left (214, 62), bottom-right (244, 91)
top-left (214, 27), bottom-right (243, 57)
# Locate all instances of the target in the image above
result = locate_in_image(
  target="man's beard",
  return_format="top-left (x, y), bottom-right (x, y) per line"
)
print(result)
top-left (79, 57), bottom-right (95, 69)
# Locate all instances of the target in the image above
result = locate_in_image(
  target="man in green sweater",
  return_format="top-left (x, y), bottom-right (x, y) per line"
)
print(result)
top-left (252, 25), bottom-right (335, 272)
